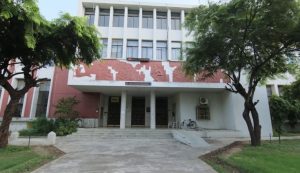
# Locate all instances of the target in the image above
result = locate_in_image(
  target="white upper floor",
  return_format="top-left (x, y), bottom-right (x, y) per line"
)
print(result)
top-left (78, 0), bottom-right (196, 60)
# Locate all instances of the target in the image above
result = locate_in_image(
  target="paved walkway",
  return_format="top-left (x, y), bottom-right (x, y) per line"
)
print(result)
top-left (32, 129), bottom-right (226, 173)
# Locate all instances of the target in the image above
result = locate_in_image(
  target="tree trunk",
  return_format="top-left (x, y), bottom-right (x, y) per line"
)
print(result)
top-left (0, 98), bottom-right (20, 148)
top-left (243, 101), bottom-right (261, 146)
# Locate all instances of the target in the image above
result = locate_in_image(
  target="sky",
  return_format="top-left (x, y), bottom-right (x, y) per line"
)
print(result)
top-left (38, 0), bottom-right (203, 20)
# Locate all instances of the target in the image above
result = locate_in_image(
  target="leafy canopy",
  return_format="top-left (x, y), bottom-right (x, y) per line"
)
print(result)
top-left (184, 0), bottom-right (300, 99)
top-left (0, 0), bottom-right (101, 95)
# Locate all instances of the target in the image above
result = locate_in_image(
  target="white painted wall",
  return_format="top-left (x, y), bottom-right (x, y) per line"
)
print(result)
top-left (178, 88), bottom-right (273, 137)
top-left (179, 92), bottom-right (226, 130)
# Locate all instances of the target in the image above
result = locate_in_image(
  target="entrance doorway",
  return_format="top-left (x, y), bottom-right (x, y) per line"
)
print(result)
top-left (131, 97), bottom-right (145, 126)
top-left (156, 97), bottom-right (168, 127)
top-left (107, 96), bottom-right (121, 126)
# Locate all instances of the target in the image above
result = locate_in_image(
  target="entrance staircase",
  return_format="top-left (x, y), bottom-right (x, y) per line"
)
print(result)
top-left (67, 128), bottom-right (173, 140)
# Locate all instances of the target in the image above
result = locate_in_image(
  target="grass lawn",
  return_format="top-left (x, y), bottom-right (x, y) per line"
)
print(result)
top-left (203, 140), bottom-right (300, 173)
top-left (0, 146), bottom-right (63, 173)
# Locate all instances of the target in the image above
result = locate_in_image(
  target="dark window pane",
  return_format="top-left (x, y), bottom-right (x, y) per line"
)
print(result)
top-left (85, 8), bottom-right (95, 25)
top-left (127, 40), bottom-right (138, 58)
top-left (35, 81), bottom-right (50, 118)
top-left (143, 11), bottom-right (153, 29)
top-left (111, 39), bottom-right (123, 58)
top-left (156, 41), bottom-right (167, 60)
top-left (113, 9), bottom-right (124, 27)
top-left (99, 9), bottom-right (110, 27)
top-left (128, 10), bottom-right (139, 28)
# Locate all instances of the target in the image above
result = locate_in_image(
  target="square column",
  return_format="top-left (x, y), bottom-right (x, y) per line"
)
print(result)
top-left (107, 6), bottom-right (114, 58)
top-left (94, 5), bottom-right (99, 26)
top-left (167, 9), bottom-right (172, 61)
top-left (138, 7), bottom-right (143, 58)
top-left (150, 91), bottom-right (156, 129)
top-left (120, 91), bottom-right (127, 129)
top-left (153, 9), bottom-right (157, 60)
top-left (122, 7), bottom-right (128, 59)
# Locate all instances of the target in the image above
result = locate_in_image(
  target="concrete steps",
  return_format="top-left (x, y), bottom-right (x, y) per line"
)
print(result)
top-left (68, 128), bottom-right (173, 140)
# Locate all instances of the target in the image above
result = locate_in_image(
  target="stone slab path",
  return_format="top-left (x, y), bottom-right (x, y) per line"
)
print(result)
top-left (33, 129), bottom-right (224, 173)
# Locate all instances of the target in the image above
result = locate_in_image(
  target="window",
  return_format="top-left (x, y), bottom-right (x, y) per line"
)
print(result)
top-left (142, 41), bottom-right (153, 59)
top-left (101, 38), bottom-right (108, 58)
top-left (99, 9), bottom-right (109, 27)
top-left (183, 42), bottom-right (193, 59)
top-left (113, 9), bottom-right (124, 27)
top-left (156, 41), bottom-right (167, 60)
top-left (156, 12), bottom-right (167, 29)
top-left (127, 40), bottom-right (138, 58)
top-left (16, 80), bottom-right (25, 117)
top-left (171, 12), bottom-right (181, 30)
top-left (278, 85), bottom-right (285, 96)
top-left (196, 105), bottom-right (210, 120)
top-left (35, 81), bottom-right (50, 118)
top-left (171, 42), bottom-right (182, 60)
top-left (128, 10), bottom-right (139, 28)
top-left (85, 8), bottom-right (95, 25)
top-left (266, 85), bottom-right (273, 97)
top-left (111, 39), bottom-right (123, 58)
top-left (142, 11), bottom-right (153, 29)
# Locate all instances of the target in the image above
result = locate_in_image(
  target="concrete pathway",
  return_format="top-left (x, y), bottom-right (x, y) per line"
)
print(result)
top-left (33, 129), bottom-right (226, 173)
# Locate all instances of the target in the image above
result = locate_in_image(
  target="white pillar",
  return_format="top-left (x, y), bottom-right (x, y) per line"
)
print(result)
top-left (181, 10), bottom-right (185, 40)
top-left (107, 6), bottom-right (114, 58)
top-left (138, 8), bottom-right (143, 58)
top-left (167, 9), bottom-right (172, 61)
top-left (150, 91), bottom-right (156, 129)
top-left (153, 9), bottom-right (157, 60)
top-left (122, 7), bottom-right (128, 59)
top-left (94, 5), bottom-right (99, 26)
top-left (273, 84), bottom-right (280, 96)
top-left (181, 10), bottom-right (186, 60)
top-left (120, 91), bottom-right (127, 129)
top-left (29, 87), bottom-right (39, 118)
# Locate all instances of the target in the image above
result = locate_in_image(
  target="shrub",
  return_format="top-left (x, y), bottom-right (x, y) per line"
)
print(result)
top-left (54, 118), bottom-right (78, 136)
top-left (55, 97), bottom-right (80, 120)
top-left (19, 118), bottom-right (54, 136)
top-left (19, 118), bottom-right (78, 137)
top-left (269, 96), bottom-right (294, 142)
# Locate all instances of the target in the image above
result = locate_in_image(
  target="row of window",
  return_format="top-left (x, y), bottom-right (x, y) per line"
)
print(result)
top-left (101, 39), bottom-right (186, 60)
top-left (85, 8), bottom-right (182, 30)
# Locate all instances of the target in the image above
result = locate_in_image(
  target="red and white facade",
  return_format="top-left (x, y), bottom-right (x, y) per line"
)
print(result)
top-left (0, 0), bottom-right (275, 137)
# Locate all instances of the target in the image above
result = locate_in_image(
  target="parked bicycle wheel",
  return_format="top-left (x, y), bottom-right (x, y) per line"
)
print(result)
top-left (189, 121), bottom-right (197, 129)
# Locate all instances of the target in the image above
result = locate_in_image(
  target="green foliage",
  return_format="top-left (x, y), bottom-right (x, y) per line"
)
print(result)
top-left (283, 79), bottom-right (300, 102)
top-left (269, 96), bottom-right (291, 138)
top-left (54, 118), bottom-right (78, 136)
top-left (184, 0), bottom-right (300, 91)
top-left (19, 118), bottom-right (54, 136)
top-left (281, 79), bottom-right (300, 128)
top-left (19, 117), bottom-right (78, 136)
top-left (184, 0), bottom-right (300, 145)
top-left (54, 97), bottom-right (80, 120)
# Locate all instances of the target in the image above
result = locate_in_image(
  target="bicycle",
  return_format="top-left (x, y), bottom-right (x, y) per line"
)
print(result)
top-left (180, 119), bottom-right (198, 129)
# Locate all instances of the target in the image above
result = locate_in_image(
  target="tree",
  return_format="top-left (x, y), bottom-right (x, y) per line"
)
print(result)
top-left (0, 0), bottom-right (101, 148)
top-left (184, 0), bottom-right (300, 146)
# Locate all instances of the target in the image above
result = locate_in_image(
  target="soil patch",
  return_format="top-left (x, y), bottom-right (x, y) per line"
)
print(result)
top-left (200, 141), bottom-right (246, 173)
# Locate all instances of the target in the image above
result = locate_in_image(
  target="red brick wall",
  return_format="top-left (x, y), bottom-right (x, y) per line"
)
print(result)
top-left (48, 68), bottom-right (100, 119)
top-left (74, 60), bottom-right (229, 83)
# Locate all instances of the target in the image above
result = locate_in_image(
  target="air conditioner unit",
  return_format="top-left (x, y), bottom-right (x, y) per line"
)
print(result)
top-left (199, 97), bottom-right (209, 105)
